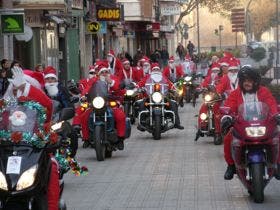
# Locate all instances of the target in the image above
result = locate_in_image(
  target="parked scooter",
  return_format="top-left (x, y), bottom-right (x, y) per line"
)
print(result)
top-left (221, 102), bottom-right (279, 203)
top-left (0, 100), bottom-right (72, 210)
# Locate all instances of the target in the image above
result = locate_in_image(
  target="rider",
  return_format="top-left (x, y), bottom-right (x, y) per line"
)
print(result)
top-left (4, 67), bottom-right (59, 210)
top-left (107, 50), bottom-right (123, 77)
top-left (182, 54), bottom-right (196, 76)
top-left (80, 61), bottom-right (127, 150)
top-left (162, 56), bottom-right (184, 83)
top-left (137, 63), bottom-right (184, 130)
top-left (221, 66), bottom-right (280, 180)
top-left (119, 58), bottom-right (140, 83)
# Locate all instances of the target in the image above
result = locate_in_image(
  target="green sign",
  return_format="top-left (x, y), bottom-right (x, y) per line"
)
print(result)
top-left (1, 13), bottom-right (24, 34)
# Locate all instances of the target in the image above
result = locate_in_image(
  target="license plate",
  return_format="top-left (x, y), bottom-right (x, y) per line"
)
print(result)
top-left (6, 156), bottom-right (22, 174)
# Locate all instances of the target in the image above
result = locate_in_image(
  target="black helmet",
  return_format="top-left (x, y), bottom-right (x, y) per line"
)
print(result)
top-left (238, 65), bottom-right (261, 93)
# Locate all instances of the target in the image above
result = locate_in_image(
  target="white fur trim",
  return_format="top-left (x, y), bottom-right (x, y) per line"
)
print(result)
top-left (24, 75), bottom-right (41, 89)
top-left (221, 115), bottom-right (232, 122)
top-left (228, 66), bottom-right (238, 70)
top-left (98, 67), bottom-right (109, 75)
top-left (23, 83), bottom-right (31, 97)
top-left (220, 62), bottom-right (229, 67)
top-left (44, 73), bottom-right (57, 79)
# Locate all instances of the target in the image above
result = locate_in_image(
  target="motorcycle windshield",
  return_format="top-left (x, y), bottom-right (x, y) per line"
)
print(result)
top-left (0, 105), bottom-right (38, 133)
top-left (238, 102), bottom-right (269, 121)
top-left (145, 72), bottom-right (169, 95)
top-left (87, 80), bottom-right (108, 102)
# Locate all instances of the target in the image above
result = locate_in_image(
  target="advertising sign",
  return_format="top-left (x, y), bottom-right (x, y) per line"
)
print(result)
top-left (1, 13), bottom-right (24, 34)
top-left (161, 5), bottom-right (180, 15)
top-left (96, 7), bottom-right (121, 21)
top-left (87, 21), bottom-right (100, 33)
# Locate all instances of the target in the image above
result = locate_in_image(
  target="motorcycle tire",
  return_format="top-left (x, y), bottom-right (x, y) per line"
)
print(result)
top-left (250, 163), bottom-right (265, 203)
top-left (95, 126), bottom-right (106, 161)
top-left (69, 129), bottom-right (78, 158)
top-left (214, 134), bottom-right (223, 145)
top-left (124, 103), bottom-right (130, 118)
top-left (152, 115), bottom-right (161, 140)
top-left (185, 89), bottom-right (192, 103)
top-left (32, 192), bottom-right (48, 210)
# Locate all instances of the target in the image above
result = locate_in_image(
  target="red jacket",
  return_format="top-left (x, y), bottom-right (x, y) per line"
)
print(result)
top-left (201, 74), bottom-right (222, 88)
top-left (162, 65), bottom-right (184, 81)
top-left (119, 67), bottom-right (140, 82)
top-left (108, 58), bottom-right (123, 77)
top-left (224, 86), bottom-right (278, 116)
top-left (216, 75), bottom-right (238, 95)
top-left (79, 78), bottom-right (90, 93)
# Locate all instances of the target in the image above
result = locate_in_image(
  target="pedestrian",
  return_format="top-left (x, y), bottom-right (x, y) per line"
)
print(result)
top-left (35, 63), bottom-right (44, 73)
top-left (0, 59), bottom-right (10, 98)
top-left (160, 46), bottom-right (169, 68)
top-left (187, 41), bottom-right (195, 57)
top-left (176, 43), bottom-right (185, 62)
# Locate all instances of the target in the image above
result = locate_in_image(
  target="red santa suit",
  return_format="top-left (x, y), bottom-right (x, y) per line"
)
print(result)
top-left (119, 59), bottom-right (141, 82)
top-left (163, 56), bottom-right (184, 82)
top-left (107, 50), bottom-right (123, 77)
top-left (223, 86), bottom-right (279, 165)
top-left (79, 63), bottom-right (126, 141)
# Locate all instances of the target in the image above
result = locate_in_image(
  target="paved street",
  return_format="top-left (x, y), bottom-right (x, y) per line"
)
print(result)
top-left (63, 103), bottom-right (280, 210)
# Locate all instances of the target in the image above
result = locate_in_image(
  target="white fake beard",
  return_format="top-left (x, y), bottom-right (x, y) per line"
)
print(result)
top-left (211, 72), bottom-right (218, 81)
top-left (228, 73), bottom-right (238, 84)
top-left (107, 57), bottom-right (113, 63)
top-left (143, 66), bottom-right (150, 74)
top-left (99, 75), bottom-right (106, 82)
top-left (45, 82), bottom-right (58, 97)
top-left (88, 74), bottom-right (95, 79)
top-left (169, 63), bottom-right (175, 69)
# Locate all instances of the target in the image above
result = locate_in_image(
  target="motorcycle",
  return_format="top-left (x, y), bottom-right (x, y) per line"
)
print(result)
top-left (195, 86), bottom-right (223, 145)
top-left (184, 74), bottom-right (200, 106)
top-left (122, 80), bottom-right (138, 124)
top-left (137, 72), bottom-right (176, 140)
top-left (0, 99), bottom-right (72, 210)
top-left (87, 80), bottom-right (131, 161)
top-left (221, 102), bottom-right (279, 203)
top-left (173, 78), bottom-right (186, 107)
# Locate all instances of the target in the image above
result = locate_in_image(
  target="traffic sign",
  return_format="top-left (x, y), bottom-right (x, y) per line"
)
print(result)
top-left (0, 13), bottom-right (24, 34)
top-left (231, 8), bottom-right (245, 33)
top-left (87, 21), bottom-right (100, 33)
top-left (232, 28), bottom-right (245, 32)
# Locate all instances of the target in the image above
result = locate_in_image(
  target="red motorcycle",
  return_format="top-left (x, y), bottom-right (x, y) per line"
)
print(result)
top-left (221, 101), bottom-right (279, 203)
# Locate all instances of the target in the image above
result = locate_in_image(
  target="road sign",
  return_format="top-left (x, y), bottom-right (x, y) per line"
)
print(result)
top-left (231, 8), bottom-right (245, 33)
top-left (87, 21), bottom-right (100, 33)
top-left (232, 28), bottom-right (245, 32)
top-left (0, 13), bottom-right (24, 34)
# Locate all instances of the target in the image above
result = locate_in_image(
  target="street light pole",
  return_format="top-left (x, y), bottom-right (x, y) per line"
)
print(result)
top-left (196, 0), bottom-right (200, 54)
top-left (245, 0), bottom-right (253, 45)
top-left (276, 0), bottom-right (279, 71)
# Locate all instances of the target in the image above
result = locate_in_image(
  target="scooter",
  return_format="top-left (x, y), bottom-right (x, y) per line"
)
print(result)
top-left (221, 101), bottom-right (279, 203)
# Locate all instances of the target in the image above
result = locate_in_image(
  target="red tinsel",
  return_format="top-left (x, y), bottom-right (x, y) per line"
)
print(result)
top-left (50, 132), bottom-right (58, 144)
top-left (11, 132), bottom-right (22, 143)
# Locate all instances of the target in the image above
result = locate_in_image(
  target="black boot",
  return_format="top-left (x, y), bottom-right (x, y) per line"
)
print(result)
top-left (116, 137), bottom-right (125, 150)
top-left (224, 164), bottom-right (236, 180)
top-left (274, 164), bottom-right (280, 180)
top-left (174, 124), bottom-right (184, 130)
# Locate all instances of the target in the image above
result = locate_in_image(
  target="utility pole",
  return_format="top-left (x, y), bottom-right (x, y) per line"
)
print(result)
top-left (2, 0), bottom-right (14, 60)
top-left (219, 25), bottom-right (223, 50)
top-left (245, 0), bottom-right (253, 45)
top-left (196, 0), bottom-right (200, 54)
top-left (277, 0), bottom-right (279, 70)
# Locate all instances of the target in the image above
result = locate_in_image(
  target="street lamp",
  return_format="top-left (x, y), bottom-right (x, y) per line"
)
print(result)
top-left (245, 0), bottom-right (253, 44)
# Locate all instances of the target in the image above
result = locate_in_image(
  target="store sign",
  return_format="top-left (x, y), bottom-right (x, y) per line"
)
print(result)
top-left (14, 0), bottom-right (65, 4)
top-left (96, 8), bottom-right (121, 21)
top-left (72, 0), bottom-right (83, 9)
top-left (1, 13), bottom-right (24, 34)
top-left (25, 11), bottom-right (44, 27)
top-left (98, 21), bottom-right (107, 34)
top-left (87, 21), bottom-right (100, 33)
top-left (161, 5), bottom-right (180, 16)
top-left (160, 25), bottom-right (175, 32)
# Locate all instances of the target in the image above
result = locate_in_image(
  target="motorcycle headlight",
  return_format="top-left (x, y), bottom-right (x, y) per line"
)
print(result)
top-left (92, 97), bottom-right (105, 109)
top-left (204, 94), bottom-right (212, 102)
top-left (152, 92), bottom-right (163, 103)
top-left (126, 89), bottom-right (135, 96)
top-left (245, 126), bottom-right (266, 137)
top-left (184, 76), bottom-right (192, 82)
top-left (51, 121), bottom-right (64, 131)
top-left (200, 113), bottom-right (207, 121)
top-left (178, 89), bottom-right (184, 96)
top-left (16, 165), bottom-right (37, 191)
top-left (0, 172), bottom-right (8, 191)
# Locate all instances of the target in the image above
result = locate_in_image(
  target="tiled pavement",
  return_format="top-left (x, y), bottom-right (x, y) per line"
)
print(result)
top-left (63, 103), bottom-right (280, 210)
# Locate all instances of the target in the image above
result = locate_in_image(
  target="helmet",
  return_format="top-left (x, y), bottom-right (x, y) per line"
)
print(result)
top-left (238, 65), bottom-right (261, 92)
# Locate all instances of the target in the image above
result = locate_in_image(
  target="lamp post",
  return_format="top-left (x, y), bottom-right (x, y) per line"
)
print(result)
top-left (219, 25), bottom-right (223, 50)
top-left (245, 0), bottom-right (253, 44)
top-left (196, 0), bottom-right (200, 54)
top-left (276, 0), bottom-right (279, 72)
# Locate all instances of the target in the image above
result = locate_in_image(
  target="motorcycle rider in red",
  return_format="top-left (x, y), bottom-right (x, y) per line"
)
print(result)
top-left (4, 67), bottom-right (59, 210)
top-left (107, 50), bottom-right (123, 77)
top-left (221, 66), bottom-right (280, 180)
top-left (79, 61), bottom-right (127, 150)
top-left (137, 56), bottom-right (151, 79)
top-left (119, 58), bottom-right (141, 83)
top-left (195, 62), bottom-right (223, 140)
top-left (162, 56), bottom-right (184, 83)
top-left (136, 63), bottom-right (184, 130)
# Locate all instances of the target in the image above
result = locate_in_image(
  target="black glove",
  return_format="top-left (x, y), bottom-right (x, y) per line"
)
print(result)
top-left (221, 115), bottom-right (233, 134)
top-left (274, 114), bottom-right (280, 125)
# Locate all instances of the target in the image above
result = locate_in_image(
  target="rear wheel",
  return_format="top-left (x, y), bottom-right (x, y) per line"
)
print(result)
top-left (251, 163), bottom-right (265, 203)
top-left (95, 126), bottom-right (105, 161)
top-left (152, 115), bottom-right (161, 140)
top-left (33, 192), bottom-right (48, 210)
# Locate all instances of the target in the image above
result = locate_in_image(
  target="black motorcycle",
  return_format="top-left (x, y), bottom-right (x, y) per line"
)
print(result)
top-left (122, 80), bottom-right (138, 124)
top-left (87, 80), bottom-right (131, 161)
top-left (137, 72), bottom-right (176, 140)
top-left (184, 74), bottom-right (200, 106)
top-left (0, 99), bottom-right (73, 210)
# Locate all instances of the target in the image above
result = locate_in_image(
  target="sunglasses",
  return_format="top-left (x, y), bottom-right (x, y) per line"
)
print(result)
top-left (89, 72), bottom-right (96, 75)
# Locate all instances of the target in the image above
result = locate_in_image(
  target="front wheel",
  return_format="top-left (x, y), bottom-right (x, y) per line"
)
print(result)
top-left (185, 88), bottom-right (191, 103)
top-left (95, 126), bottom-right (106, 161)
top-left (152, 115), bottom-right (161, 140)
top-left (250, 163), bottom-right (265, 203)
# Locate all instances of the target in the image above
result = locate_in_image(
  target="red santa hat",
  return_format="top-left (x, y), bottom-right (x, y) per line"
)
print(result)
top-left (185, 54), bottom-right (191, 61)
top-left (44, 66), bottom-right (57, 79)
top-left (141, 56), bottom-right (150, 64)
top-left (228, 59), bottom-right (240, 71)
top-left (122, 58), bottom-right (130, 65)
top-left (218, 57), bottom-right (230, 67)
top-left (151, 63), bottom-right (160, 71)
top-left (223, 51), bottom-right (234, 58)
top-left (88, 65), bottom-right (96, 74)
top-left (96, 61), bottom-right (109, 75)
top-left (210, 62), bottom-right (220, 72)
top-left (169, 56), bottom-right (175, 62)
top-left (107, 50), bottom-right (115, 57)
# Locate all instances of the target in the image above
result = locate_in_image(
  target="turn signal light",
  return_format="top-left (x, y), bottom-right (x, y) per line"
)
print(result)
top-left (145, 102), bottom-right (149, 106)
top-left (154, 83), bottom-right (161, 92)
top-left (109, 101), bottom-right (117, 107)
